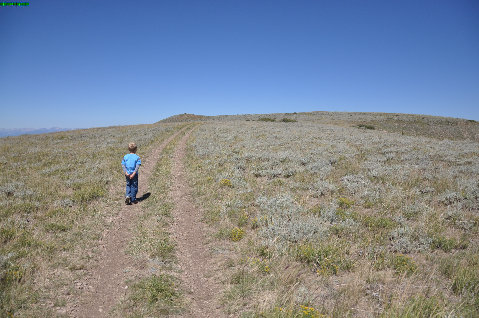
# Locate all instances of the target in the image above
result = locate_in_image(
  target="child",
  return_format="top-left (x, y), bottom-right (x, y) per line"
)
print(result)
top-left (121, 142), bottom-right (141, 205)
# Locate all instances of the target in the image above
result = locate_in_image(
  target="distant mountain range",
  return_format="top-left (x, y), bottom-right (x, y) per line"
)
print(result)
top-left (0, 127), bottom-right (72, 137)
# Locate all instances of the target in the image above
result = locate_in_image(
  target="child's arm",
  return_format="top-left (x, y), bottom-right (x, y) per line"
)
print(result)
top-left (133, 157), bottom-right (141, 173)
top-left (129, 158), bottom-right (141, 179)
top-left (122, 158), bottom-right (129, 176)
top-left (133, 163), bottom-right (140, 173)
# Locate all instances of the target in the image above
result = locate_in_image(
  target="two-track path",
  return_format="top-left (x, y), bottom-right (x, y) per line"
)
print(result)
top-left (170, 129), bottom-right (224, 318)
top-left (71, 125), bottom-right (223, 317)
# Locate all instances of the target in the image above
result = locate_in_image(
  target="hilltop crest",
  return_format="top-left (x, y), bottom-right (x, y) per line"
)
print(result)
top-left (158, 111), bottom-right (478, 141)
top-left (158, 113), bottom-right (210, 123)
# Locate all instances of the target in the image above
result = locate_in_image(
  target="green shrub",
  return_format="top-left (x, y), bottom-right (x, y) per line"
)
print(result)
top-left (230, 227), bottom-right (245, 241)
top-left (2, 264), bottom-right (25, 284)
top-left (391, 254), bottom-right (417, 276)
top-left (356, 124), bottom-right (375, 130)
top-left (280, 118), bottom-right (297, 123)
top-left (431, 235), bottom-right (467, 252)
top-left (337, 197), bottom-right (354, 209)
top-left (256, 245), bottom-right (273, 259)
top-left (258, 117), bottom-right (276, 122)
top-left (220, 178), bottom-right (233, 187)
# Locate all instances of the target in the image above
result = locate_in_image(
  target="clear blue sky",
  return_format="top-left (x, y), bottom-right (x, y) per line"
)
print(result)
top-left (1, 0), bottom-right (478, 128)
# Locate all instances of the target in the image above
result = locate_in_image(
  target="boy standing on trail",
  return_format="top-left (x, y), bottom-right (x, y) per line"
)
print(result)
top-left (122, 142), bottom-right (141, 205)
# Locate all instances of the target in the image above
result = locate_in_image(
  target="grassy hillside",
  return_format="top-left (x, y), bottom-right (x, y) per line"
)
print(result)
top-left (184, 112), bottom-right (479, 317)
top-left (0, 123), bottom-right (185, 316)
top-left (162, 111), bottom-right (479, 142)
top-left (1, 111), bottom-right (478, 317)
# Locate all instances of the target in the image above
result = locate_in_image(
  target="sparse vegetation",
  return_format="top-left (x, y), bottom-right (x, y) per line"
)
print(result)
top-left (0, 123), bottom-right (185, 316)
top-left (2, 111), bottom-right (479, 316)
top-left (186, 112), bottom-right (479, 317)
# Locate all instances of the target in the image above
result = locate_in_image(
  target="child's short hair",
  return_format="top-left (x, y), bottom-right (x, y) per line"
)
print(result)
top-left (128, 142), bottom-right (137, 153)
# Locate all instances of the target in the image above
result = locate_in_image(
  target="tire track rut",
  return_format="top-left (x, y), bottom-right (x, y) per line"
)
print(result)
top-left (170, 128), bottom-right (224, 318)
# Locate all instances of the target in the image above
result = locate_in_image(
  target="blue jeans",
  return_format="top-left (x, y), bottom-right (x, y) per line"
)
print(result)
top-left (125, 174), bottom-right (139, 202)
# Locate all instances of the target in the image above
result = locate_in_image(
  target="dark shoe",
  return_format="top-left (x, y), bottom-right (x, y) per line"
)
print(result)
top-left (125, 196), bottom-right (131, 205)
top-left (132, 200), bottom-right (138, 204)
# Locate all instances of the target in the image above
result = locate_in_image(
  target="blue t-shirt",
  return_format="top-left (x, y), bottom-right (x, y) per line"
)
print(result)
top-left (122, 153), bottom-right (141, 174)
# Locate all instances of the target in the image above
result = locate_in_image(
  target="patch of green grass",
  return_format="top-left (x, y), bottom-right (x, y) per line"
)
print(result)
top-left (73, 184), bottom-right (106, 203)
top-left (449, 254), bottom-right (479, 296)
top-left (14, 231), bottom-right (42, 249)
top-left (205, 206), bottom-right (221, 224)
top-left (371, 250), bottom-right (388, 270)
top-left (439, 252), bottom-right (479, 314)
top-left (237, 212), bottom-right (249, 227)
top-left (2, 202), bottom-right (39, 217)
top-left (294, 242), bottom-right (353, 276)
top-left (382, 295), bottom-right (447, 318)
top-left (152, 236), bottom-right (175, 260)
top-left (225, 268), bottom-right (256, 302)
top-left (361, 215), bottom-right (396, 230)
top-left (452, 266), bottom-right (479, 296)
top-left (430, 235), bottom-right (467, 252)
top-left (44, 222), bottom-right (71, 233)
top-left (126, 274), bottom-right (183, 316)
top-left (258, 117), bottom-right (276, 122)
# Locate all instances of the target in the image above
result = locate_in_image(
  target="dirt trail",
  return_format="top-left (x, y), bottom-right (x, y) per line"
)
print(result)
top-left (71, 126), bottom-right (188, 318)
top-left (170, 129), bottom-right (224, 317)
